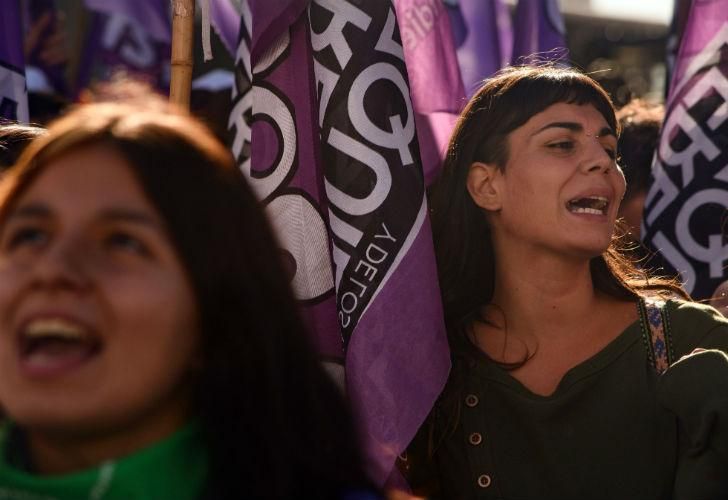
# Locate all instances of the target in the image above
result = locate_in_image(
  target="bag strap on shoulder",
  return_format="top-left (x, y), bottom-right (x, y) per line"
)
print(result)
top-left (638, 296), bottom-right (674, 375)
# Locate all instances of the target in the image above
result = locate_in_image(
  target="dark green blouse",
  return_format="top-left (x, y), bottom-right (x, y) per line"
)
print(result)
top-left (405, 299), bottom-right (728, 500)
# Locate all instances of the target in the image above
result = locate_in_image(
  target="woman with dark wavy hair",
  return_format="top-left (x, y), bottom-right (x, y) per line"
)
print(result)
top-left (403, 65), bottom-right (728, 500)
top-left (0, 98), bottom-right (377, 499)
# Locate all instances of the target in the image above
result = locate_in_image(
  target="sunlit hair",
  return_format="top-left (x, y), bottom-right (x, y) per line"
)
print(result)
top-left (430, 65), bottom-right (687, 355)
top-left (0, 99), bottom-right (372, 499)
top-left (0, 124), bottom-right (45, 170)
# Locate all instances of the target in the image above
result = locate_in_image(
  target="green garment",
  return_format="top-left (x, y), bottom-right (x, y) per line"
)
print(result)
top-left (0, 422), bottom-right (208, 500)
top-left (406, 299), bottom-right (728, 500)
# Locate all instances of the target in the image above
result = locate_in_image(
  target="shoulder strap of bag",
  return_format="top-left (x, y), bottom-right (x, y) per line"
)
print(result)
top-left (638, 296), bottom-right (674, 375)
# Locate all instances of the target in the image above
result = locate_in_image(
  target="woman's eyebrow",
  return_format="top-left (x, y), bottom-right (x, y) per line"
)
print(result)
top-left (98, 208), bottom-right (161, 228)
top-left (531, 122), bottom-right (616, 139)
top-left (6, 203), bottom-right (50, 219)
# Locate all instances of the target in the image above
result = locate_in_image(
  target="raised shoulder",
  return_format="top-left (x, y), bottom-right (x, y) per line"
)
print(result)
top-left (665, 299), bottom-right (728, 357)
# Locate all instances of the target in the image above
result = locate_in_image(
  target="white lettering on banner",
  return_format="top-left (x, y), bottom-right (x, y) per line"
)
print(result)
top-left (102, 14), bottom-right (155, 68)
top-left (671, 23), bottom-right (728, 101)
top-left (310, 0), bottom-right (372, 71)
top-left (659, 102), bottom-right (720, 188)
top-left (375, 9), bottom-right (405, 61)
top-left (348, 62), bottom-right (415, 165)
top-left (313, 58), bottom-right (340, 127)
top-left (675, 188), bottom-right (728, 278)
top-left (267, 194), bottom-right (334, 300)
top-left (228, 88), bottom-right (253, 163)
top-left (645, 159), bottom-right (680, 226)
top-left (325, 127), bottom-right (392, 216)
top-left (329, 208), bottom-right (364, 248)
top-left (683, 67), bottom-right (728, 131)
top-left (243, 86), bottom-right (296, 202)
top-left (310, 0), bottom-right (423, 336)
top-left (337, 223), bottom-right (399, 329)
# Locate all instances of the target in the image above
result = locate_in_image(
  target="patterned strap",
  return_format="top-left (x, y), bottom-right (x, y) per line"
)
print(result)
top-left (639, 296), bottom-right (674, 374)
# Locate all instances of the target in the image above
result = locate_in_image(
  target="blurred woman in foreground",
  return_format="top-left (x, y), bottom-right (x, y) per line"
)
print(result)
top-left (0, 98), bottom-right (376, 499)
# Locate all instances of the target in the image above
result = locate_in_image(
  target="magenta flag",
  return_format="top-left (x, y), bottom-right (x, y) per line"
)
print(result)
top-left (77, 0), bottom-right (171, 92)
top-left (231, 0), bottom-right (450, 485)
top-left (511, 0), bottom-right (568, 65)
top-left (447, 0), bottom-right (513, 97)
top-left (394, 0), bottom-right (466, 185)
top-left (228, 0), bottom-right (342, 362)
top-left (642, 0), bottom-right (728, 300)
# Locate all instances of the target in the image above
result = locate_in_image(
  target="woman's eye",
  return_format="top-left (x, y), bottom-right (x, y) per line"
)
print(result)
top-left (105, 232), bottom-right (148, 255)
top-left (604, 148), bottom-right (617, 160)
top-left (548, 141), bottom-right (574, 152)
top-left (4, 226), bottom-right (48, 250)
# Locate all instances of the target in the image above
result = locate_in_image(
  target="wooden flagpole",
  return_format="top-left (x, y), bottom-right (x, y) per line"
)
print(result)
top-left (169, 0), bottom-right (195, 109)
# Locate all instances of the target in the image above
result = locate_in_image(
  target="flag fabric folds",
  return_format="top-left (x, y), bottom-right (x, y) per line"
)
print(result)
top-left (78, 0), bottom-right (172, 92)
top-left (232, 0), bottom-right (450, 485)
top-left (0, 0), bottom-right (30, 123)
top-left (447, 0), bottom-right (513, 97)
top-left (394, 0), bottom-right (466, 185)
top-left (511, 0), bottom-right (567, 65)
top-left (642, 0), bottom-right (728, 300)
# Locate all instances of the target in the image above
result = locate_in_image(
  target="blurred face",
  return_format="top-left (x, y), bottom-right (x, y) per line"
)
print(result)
top-left (0, 145), bottom-right (200, 445)
top-left (489, 102), bottom-right (625, 259)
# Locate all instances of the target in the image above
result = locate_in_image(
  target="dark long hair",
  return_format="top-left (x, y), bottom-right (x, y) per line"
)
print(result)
top-left (1, 101), bottom-right (373, 499)
top-left (430, 65), bottom-right (687, 352)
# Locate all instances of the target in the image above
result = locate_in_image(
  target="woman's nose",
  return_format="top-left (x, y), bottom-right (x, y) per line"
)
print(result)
top-left (31, 237), bottom-right (90, 291)
top-left (582, 140), bottom-right (614, 174)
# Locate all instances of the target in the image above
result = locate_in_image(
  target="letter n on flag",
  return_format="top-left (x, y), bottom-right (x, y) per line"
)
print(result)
top-left (228, 0), bottom-right (450, 485)
top-left (0, 0), bottom-right (29, 123)
top-left (642, 0), bottom-right (728, 300)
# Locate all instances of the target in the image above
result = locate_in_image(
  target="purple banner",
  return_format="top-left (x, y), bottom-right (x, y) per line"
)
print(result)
top-left (0, 0), bottom-right (29, 122)
top-left (228, 0), bottom-right (342, 361)
top-left (511, 0), bottom-right (568, 65)
top-left (394, 0), bottom-right (466, 185)
top-left (309, 0), bottom-right (449, 484)
top-left (642, 0), bottom-right (728, 300)
top-left (77, 0), bottom-right (171, 92)
top-left (446, 0), bottom-right (513, 97)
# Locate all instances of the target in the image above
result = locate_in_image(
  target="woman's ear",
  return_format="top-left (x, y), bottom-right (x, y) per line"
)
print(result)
top-left (467, 162), bottom-right (502, 211)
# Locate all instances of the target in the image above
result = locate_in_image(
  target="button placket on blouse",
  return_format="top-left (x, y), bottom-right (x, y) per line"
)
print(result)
top-left (464, 393), bottom-right (494, 492)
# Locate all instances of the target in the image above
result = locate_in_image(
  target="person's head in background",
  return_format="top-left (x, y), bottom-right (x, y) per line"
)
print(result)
top-left (0, 124), bottom-right (45, 171)
top-left (0, 97), bottom-right (373, 498)
top-left (616, 99), bottom-right (664, 244)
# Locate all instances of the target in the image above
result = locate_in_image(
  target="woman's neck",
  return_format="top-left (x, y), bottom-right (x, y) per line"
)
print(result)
top-left (490, 248), bottom-right (600, 340)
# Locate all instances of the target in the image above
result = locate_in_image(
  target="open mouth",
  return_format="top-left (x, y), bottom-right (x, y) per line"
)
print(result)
top-left (566, 196), bottom-right (609, 216)
top-left (19, 318), bottom-right (100, 376)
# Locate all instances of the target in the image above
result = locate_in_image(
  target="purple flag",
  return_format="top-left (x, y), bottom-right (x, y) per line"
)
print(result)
top-left (642, 0), bottom-right (728, 300)
top-left (447, 0), bottom-right (513, 97)
top-left (77, 0), bottom-right (171, 93)
top-left (511, 0), bottom-right (568, 65)
top-left (309, 0), bottom-right (448, 484)
top-left (231, 0), bottom-right (449, 485)
top-left (210, 0), bottom-right (241, 56)
top-left (0, 0), bottom-right (29, 122)
top-left (394, 0), bottom-right (466, 185)
top-left (228, 0), bottom-right (343, 362)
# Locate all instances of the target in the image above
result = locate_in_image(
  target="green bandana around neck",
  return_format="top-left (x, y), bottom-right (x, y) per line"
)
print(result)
top-left (0, 422), bottom-right (208, 500)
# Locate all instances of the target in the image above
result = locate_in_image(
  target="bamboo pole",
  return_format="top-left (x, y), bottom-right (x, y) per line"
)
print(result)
top-left (169, 0), bottom-right (195, 109)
